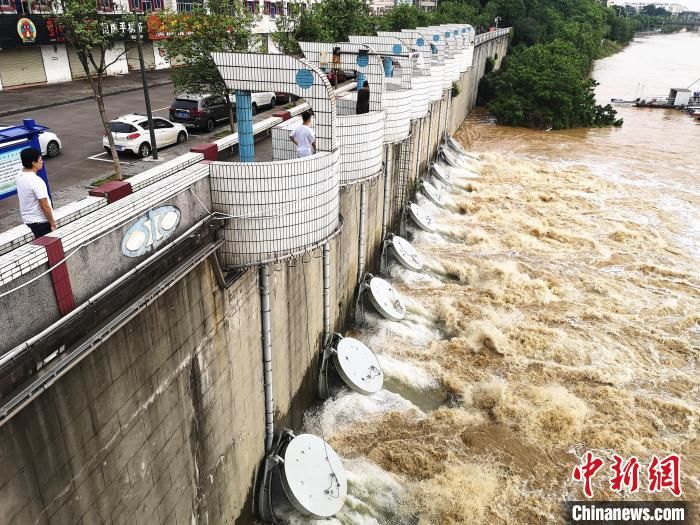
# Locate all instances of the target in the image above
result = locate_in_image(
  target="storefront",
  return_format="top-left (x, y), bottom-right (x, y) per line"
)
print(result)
top-left (0, 16), bottom-right (60, 88)
top-left (0, 14), bottom-right (164, 89)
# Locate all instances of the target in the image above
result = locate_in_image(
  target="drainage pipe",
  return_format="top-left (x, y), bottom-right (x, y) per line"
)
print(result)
top-left (414, 117), bottom-right (425, 178)
top-left (356, 183), bottom-right (367, 285)
top-left (322, 242), bottom-right (331, 347)
top-left (380, 160), bottom-right (390, 244)
top-left (442, 89), bottom-right (451, 139)
top-left (259, 265), bottom-right (274, 453)
top-left (438, 90), bottom-right (446, 144)
top-left (425, 106), bottom-right (433, 166)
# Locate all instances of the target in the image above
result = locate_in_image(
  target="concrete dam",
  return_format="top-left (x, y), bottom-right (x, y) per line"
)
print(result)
top-left (0, 27), bottom-right (509, 524)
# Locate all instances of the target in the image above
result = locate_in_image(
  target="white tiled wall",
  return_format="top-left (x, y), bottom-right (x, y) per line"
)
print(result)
top-left (0, 165), bottom-right (210, 287)
top-left (411, 73), bottom-right (432, 119)
top-left (298, 42), bottom-right (385, 112)
top-left (337, 110), bottom-right (385, 185)
top-left (428, 65), bottom-right (445, 102)
top-left (415, 27), bottom-right (446, 65)
top-left (390, 30), bottom-right (432, 75)
top-left (347, 35), bottom-right (414, 89)
top-left (271, 117), bottom-right (303, 161)
top-left (212, 53), bottom-right (337, 152)
top-left (210, 150), bottom-right (340, 267)
top-left (384, 85), bottom-right (412, 144)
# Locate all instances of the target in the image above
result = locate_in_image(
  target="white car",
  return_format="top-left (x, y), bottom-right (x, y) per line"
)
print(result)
top-left (248, 92), bottom-right (277, 115)
top-left (103, 114), bottom-right (188, 158)
top-left (0, 125), bottom-right (62, 158)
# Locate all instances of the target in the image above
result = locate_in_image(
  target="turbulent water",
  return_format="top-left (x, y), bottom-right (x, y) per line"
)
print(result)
top-left (283, 32), bottom-right (700, 524)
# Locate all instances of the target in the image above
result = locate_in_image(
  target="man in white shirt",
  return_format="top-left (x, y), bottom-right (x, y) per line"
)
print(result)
top-left (289, 111), bottom-right (316, 158)
top-left (16, 147), bottom-right (55, 239)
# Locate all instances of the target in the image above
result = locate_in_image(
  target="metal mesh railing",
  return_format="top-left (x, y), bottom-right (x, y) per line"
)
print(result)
top-left (392, 130), bottom-right (414, 221)
top-left (210, 151), bottom-right (341, 268)
top-left (336, 110), bottom-right (385, 186)
top-left (384, 86), bottom-right (412, 144)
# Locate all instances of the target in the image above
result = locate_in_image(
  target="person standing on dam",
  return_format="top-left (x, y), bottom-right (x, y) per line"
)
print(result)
top-left (289, 110), bottom-right (316, 158)
top-left (356, 81), bottom-right (370, 115)
top-left (16, 147), bottom-right (56, 239)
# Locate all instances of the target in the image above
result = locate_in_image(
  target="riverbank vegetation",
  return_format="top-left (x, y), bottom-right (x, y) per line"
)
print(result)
top-left (273, 0), bottom-right (674, 129)
top-left (479, 0), bottom-right (633, 129)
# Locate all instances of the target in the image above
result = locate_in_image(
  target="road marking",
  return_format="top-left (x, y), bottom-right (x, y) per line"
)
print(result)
top-left (153, 106), bottom-right (170, 112)
top-left (87, 152), bottom-right (132, 165)
top-left (88, 152), bottom-right (113, 162)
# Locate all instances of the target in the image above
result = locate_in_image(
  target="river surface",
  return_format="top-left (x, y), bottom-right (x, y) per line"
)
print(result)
top-left (283, 32), bottom-right (700, 524)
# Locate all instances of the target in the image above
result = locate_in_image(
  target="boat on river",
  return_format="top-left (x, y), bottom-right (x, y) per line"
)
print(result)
top-left (635, 88), bottom-right (694, 108)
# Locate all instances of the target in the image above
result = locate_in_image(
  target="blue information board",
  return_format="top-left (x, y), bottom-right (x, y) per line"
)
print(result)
top-left (0, 119), bottom-right (51, 201)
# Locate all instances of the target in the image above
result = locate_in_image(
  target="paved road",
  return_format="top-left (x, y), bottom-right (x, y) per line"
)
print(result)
top-left (0, 84), bottom-right (281, 227)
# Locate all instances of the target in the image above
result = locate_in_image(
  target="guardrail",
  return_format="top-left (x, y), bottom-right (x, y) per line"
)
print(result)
top-left (474, 28), bottom-right (510, 44)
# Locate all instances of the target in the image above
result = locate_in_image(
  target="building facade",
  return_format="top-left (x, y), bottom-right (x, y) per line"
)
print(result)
top-left (607, 1), bottom-right (688, 14)
top-left (0, 0), bottom-right (311, 90)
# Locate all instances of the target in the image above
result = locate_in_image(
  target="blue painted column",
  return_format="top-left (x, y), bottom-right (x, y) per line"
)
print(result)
top-left (383, 56), bottom-right (393, 78)
top-left (235, 90), bottom-right (254, 162)
top-left (356, 73), bottom-right (365, 91)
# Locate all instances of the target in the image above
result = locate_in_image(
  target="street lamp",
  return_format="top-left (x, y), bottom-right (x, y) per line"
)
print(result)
top-left (134, 13), bottom-right (158, 160)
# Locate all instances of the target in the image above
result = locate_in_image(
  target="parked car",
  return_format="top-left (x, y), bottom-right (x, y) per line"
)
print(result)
top-left (169, 93), bottom-right (231, 132)
top-left (103, 114), bottom-right (188, 158)
top-left (0, 125), bottom-right (62, 158)
top-left (324, 70), bottom-right (347, 85)
top-left (274, 92), bottom-right (299, 104)
top-left (248, 91), bottom-right (277, 115)
top-left (324, 69), bottom-right (357, 86)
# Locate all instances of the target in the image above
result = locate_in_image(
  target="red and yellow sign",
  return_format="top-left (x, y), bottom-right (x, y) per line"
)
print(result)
top-left (17, 18), bottom-right (36, 43)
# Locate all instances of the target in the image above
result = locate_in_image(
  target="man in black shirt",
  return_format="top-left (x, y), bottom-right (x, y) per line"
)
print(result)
top-left (356, 81), bottom-right (370, 115)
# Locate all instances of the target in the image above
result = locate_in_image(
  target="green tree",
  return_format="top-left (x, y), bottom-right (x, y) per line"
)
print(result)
top-left (57, 0), bottom-right (128, 179)
top-left (429, 0), bottom-right (478, 25)
top-left (274, 0), bottom-right (373, 52)
top-left (158, 0), bottom-right (254, 132)
top-left (489, 0), bottom-right (526, 28)
top-left (484, 40), bottom-right (621, 129)
top-left (641, 4), bottom-right (670, 16)
top-left (376, 4), bottom-right (431, 32)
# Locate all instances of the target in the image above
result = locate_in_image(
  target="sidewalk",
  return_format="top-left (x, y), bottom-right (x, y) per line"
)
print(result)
top-left (0, 69), bottom-right (173, 119)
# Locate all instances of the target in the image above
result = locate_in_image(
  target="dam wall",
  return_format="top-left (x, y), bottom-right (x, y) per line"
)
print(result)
top-left (0, 30), bottom-right (509, 525)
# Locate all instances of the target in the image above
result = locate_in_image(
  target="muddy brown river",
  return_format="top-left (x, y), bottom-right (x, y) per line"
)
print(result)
top-left (282, 31), bottom-right (700, 524)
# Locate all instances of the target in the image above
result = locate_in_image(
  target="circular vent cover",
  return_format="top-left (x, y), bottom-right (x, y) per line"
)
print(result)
top-left (431, 163), bottom-right (451, 185)
top-left (408, 202), bottom-right (436, 232)
top-left (334, 337), bottom-right (384, 395)
top-left (368, 277), bottom-right (406, 321)
top-left (280, 434), bottom-right (347, 518)
top-left (421, 180), bottom-right (446, 207)
top-left (391, 235), bottom-right (423, 271)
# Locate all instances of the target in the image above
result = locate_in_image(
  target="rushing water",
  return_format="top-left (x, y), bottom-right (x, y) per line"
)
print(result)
top-left (283, 32), bottom-right (700, 524)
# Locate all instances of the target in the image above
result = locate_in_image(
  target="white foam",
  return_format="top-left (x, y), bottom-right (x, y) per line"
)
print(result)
top-left (280, 459), bottom-right (405, 525)
top-left (377, 354), bottom-right (440, 391)
top-left (304, 389), bottom-right (419, 436)
top-left (389, 261), bottom-right (444, 288)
